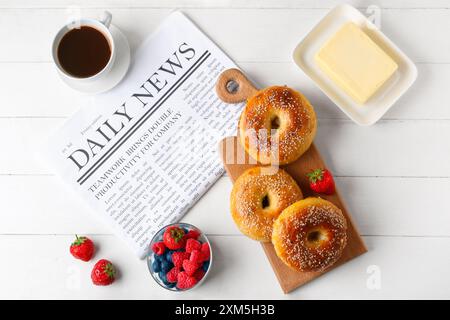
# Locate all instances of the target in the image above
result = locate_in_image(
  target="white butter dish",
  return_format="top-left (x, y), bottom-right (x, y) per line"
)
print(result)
top-left (292, 4), bottom-right (417, 125)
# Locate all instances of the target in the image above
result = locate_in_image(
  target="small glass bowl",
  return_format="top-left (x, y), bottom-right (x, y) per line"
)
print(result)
top-left (147, 222), bottom-right (212, 292)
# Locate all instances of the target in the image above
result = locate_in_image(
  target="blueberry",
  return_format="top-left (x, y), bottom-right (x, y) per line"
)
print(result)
top-left (202, 260), bottom-right (210, 272)
top-left (154, 253), bottom-right (164, 262)
top-left (160, 259), bottom-right (173, 273)
top-left (158, 271), bottom-right (167, 282)
top-left (166, 250), bottom-right (175, 263)
top-left (182, 227), bottom-right (189, 234)
top-left (152, 259), bottom-right (161, 273)
top-left (159, 271), bottom-right (171, 286)
top-left (166, 282), bottom-right (176, 288)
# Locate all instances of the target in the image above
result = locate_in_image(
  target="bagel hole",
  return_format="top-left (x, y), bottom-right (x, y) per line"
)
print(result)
top-left (226, 80), bottom-right (239, 94)
top-left (307, 230), bottom-right (323, 244)
top-left (270, 115), bottom-right (280, 134)
top-left (261, 194), bottom-right (270, 209)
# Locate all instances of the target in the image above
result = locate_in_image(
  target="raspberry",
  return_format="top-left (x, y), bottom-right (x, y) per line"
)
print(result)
top-left (186, 230), bottom-right (201, 240)
top-left (172, 251), bottom-right (190, 268)
top-left (193, 269), bottom-right (205, 281)
top-left (166, 267), bottom-right (181, 283)
top-left (201, 242), bottom-right (210, 261)
top-left (182, 259), bottom-right (200, 276)
top-left (151, 241), bottom-right (166, 255)
top-left (185, 238), bottom-right (201, 253)
top-left (177, 271), bottom-right (197, 290)
top-left (189, 249), bottom-right (203, 264)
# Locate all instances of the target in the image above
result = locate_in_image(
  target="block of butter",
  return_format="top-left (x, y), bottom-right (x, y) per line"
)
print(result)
top-left (315, 22), bottom-right (398, 104)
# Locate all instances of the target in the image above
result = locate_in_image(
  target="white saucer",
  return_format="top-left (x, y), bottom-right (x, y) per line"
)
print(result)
top-left (60, 25), bottom-right (131, 94)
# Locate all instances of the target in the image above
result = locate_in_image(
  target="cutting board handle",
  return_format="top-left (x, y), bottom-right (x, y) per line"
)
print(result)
top-left (215, 68), bottom-right (258, 103)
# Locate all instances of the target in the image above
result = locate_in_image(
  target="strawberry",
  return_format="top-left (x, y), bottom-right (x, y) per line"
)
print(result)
top-left (151, 241), bottom-right (166, 255)
top-left (201, 242), bottom-right (210, 261)
top-left (91, 259), bottom-right (116, 286)
top-left (163, 226), bottom-right (186, 250)
top-left (185, 238), bottom-right (201, 253)
top-left (185, 229), bottom-right (201, 240)
top-left (177, 271), bottom-right (197, 290)
top-left (307, 168), bottom-right (335, 195)
top-left (182, 259), bottom-right (200, 276)
top-left (172, 251), bottom-right (190, 268)
top-left (69, 235), bottom-right (94, 262)
top-left (166, 266), bottom-right (181, 283)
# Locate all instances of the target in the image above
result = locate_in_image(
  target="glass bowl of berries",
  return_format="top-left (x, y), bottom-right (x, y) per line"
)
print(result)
top-left (147, 223), bottom-right (212, 291)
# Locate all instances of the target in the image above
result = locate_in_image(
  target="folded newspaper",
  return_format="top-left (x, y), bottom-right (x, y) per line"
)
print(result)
top-left (45, 11), bottom-right (244, 258)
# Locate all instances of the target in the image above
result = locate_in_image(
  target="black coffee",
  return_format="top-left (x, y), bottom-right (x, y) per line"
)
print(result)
top-left (57, 26), bottom-right (111, 78)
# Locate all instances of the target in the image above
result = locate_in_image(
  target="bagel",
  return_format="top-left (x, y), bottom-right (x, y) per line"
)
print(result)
top-left (230, 167), bottom-right (303, 242)
top-left (272, 197), bottom-right (347, 272)
top-left (239, 86), bottom-right (317, 165)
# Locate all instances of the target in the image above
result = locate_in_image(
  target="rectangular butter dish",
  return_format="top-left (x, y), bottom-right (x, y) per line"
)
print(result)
top-left (293, 4), bottom-right (417, 125)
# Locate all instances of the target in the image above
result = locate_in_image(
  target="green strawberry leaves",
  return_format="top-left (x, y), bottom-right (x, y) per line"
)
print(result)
top-left (72, 235), bottom-right (87, 246)
top-left (170, 228), bottom-right (185, 243)
top-left (104, 262), bottom-right (116, 278)
top-left (306, 169), bottom-right (324, 183)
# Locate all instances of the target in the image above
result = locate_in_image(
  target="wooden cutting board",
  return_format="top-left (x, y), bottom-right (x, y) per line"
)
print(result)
top-left (216, 69), bottom-right (368, 293)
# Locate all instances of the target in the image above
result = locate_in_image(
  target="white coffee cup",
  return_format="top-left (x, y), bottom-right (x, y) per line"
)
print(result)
top-left (52, 11), bottom-right (116, 83)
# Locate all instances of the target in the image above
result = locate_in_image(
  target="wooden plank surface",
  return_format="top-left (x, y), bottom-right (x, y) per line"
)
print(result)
top-left (2, 118), bottom-right (450, 176)
top-left (1, 234), bottom-right (449, 299)
top-left (2, 0), bottom-right (450, 9)
top-left (2, 63), bottom-right (449, 119)
top-left (2, 175), bottom-right (450, 237)
top-left (0, 8), bottom-right (449, 63)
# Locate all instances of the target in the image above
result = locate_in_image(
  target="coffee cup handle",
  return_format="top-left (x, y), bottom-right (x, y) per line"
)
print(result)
top-left (100, 11), bottom-right (112, 28)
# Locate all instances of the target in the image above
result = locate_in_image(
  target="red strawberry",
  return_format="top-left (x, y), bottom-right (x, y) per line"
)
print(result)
top-left (185, 229), bottom-right (201, 240)
top-left (185, 238), bottom-right (201, 253)
top-left (307, 168), bottom-right (336, 195)
top-left (69, 235), bottom-right (94, 262)
top-left (189, 249), bottom-right (203, 264)
top-left (177, 271), bottom-right (197, 290)
top-left (91, 259), bottom-right (116, 286)
top-left (163, 226), bottom-right (186, 250)
top-left (151, 241), bottom-right (166, 255)
top-left (193, 269), bottom-right (205, 281)
top-left (166, 267), bottom-right (181, 283)
top-left (172, 251), bottom-right (190, 268)
top-left (201, 242), bottom-right (210, 261)
top-left (183, 259), bottom-right (200, 276)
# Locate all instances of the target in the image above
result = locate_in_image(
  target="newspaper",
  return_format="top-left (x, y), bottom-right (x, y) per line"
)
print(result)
top-left (44, 11), bottom-right (244, 258)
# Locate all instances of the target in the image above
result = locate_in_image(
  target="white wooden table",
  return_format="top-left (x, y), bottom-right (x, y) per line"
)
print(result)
top-left (1, 0), bottom-right (449, 299)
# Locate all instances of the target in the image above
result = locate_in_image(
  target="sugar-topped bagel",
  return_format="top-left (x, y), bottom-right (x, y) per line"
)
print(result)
top-left (272, 197), bottom-right (347, 272)
top-left (239, 86), bottom-right (317, 165)
top-left (230, 167), bottom-right (303, 242)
